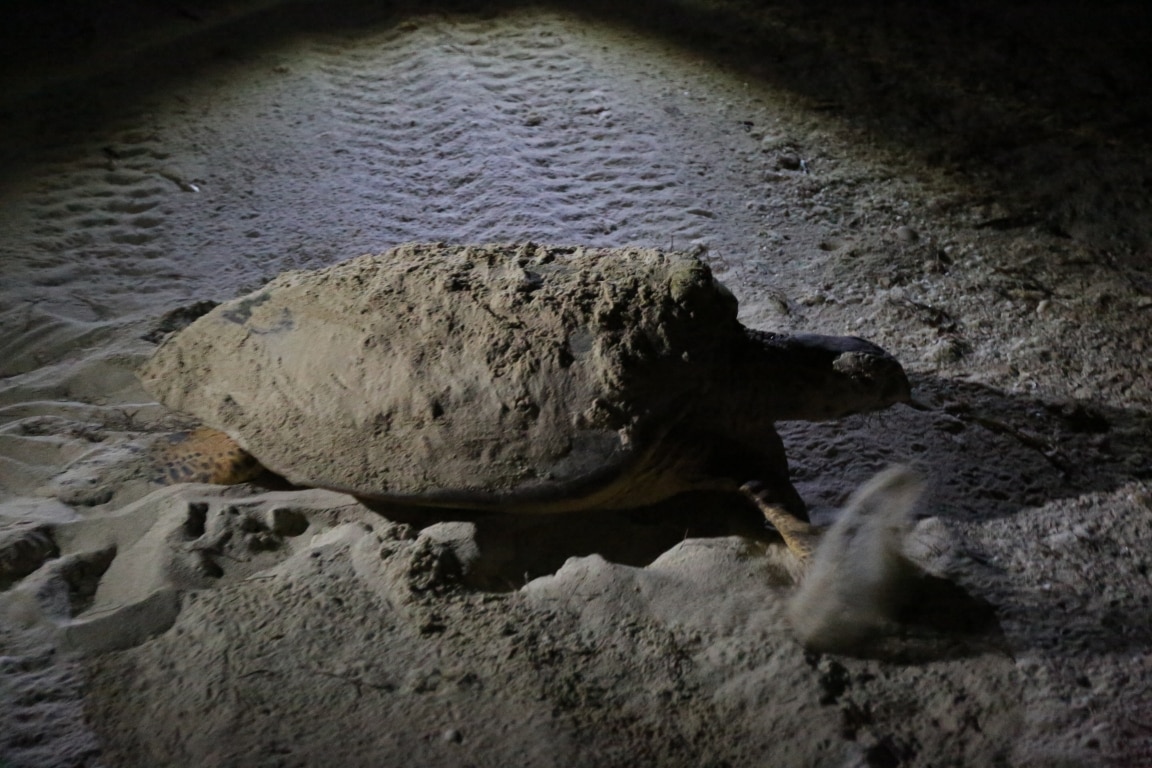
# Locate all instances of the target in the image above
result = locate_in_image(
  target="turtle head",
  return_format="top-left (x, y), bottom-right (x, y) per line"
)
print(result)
top-left (743, 330), bottom-right (911, 421)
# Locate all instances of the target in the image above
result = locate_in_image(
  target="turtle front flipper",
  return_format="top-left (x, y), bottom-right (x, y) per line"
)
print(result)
top-left (740, 480), bottom-right (819, 562)
top-left (784, 466), bottom-right (926, 653)
top-left (149, 427), bottom-right (263, 485)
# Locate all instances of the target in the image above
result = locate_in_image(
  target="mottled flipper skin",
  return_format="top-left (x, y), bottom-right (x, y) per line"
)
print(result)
top-left (149, 427), bottom-right (262, 485)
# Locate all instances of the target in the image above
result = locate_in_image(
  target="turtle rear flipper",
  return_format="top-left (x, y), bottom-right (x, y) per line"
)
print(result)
top-left (149, 427), bottom-right (263, 485)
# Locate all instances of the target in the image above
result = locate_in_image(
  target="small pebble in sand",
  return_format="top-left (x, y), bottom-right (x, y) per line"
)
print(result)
top-left (927, 336), bottom-right (970, 365)
top-left (895, 225), bottom-right (919, 243)
top-left (777, 152), bottom-right (802, 171)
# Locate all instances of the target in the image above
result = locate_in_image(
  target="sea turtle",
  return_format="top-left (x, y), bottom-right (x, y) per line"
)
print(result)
top-left (139, 243), bottom-right (911, 553)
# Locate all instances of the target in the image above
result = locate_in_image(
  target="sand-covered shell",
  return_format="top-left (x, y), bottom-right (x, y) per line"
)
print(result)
top-left (138, 243), bottom-right (740, 504)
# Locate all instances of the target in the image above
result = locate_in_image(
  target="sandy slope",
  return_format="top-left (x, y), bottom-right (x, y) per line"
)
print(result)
top-left (2, 1), bottom-right (1151, 766)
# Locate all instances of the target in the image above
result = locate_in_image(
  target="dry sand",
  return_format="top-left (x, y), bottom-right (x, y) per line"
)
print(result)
top-left (2, 1), bottom-right (1151, 766)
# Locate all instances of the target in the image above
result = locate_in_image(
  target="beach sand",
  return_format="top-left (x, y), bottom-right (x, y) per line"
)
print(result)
top-left (2, 1), bottom-right (1151, 765)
